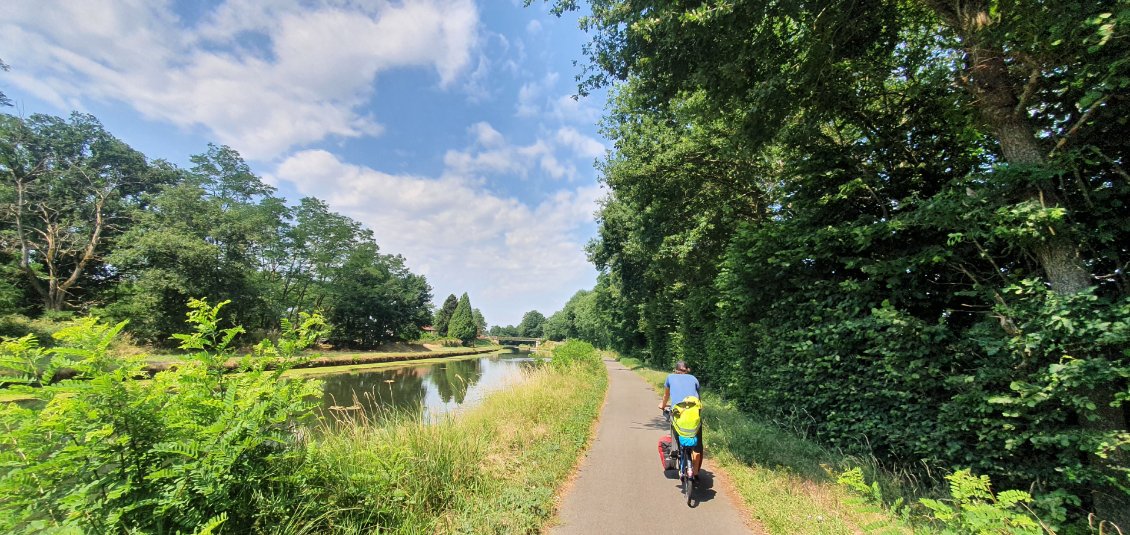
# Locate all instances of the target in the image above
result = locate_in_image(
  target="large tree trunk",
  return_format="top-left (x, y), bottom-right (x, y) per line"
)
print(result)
top-left (931, 2), bottom-right (1127, 525)
top-left (965, 45), bottom-right (1092, 293)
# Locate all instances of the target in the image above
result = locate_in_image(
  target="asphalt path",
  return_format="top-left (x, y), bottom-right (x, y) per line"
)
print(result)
top-left (551, 358), bottom-right (753, 534)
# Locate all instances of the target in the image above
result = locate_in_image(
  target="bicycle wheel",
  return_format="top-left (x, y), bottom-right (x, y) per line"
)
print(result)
top-left (681, 449), bottom-right (694, 505)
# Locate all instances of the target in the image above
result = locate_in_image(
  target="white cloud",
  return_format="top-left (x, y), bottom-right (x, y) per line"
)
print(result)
top-left (272, 149), bottom-right (600, 326)
top-left (551, 93), bottom-right (602, 124)
top-left (526, 20), bottom-right (543, 33)
top-left (515, 71), bottom-right (559, 118)
top-left (469, 122), bottom-right (506, 148)
top-left (556, 127), bottom-right (606, 159)
top-left (2, 0), bottom-right (481, 160)
top-left (444, 123), bottom-right (588, 182)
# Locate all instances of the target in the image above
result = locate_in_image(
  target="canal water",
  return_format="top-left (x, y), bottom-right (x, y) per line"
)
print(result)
top-left (313, 349), bottom-right (540, 424)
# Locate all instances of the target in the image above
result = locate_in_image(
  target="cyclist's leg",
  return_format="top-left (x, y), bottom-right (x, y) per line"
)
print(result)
top-left (690, 426), bottom-right (704, 477)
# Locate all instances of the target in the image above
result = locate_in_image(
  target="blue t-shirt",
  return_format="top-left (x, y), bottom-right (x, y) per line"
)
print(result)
top-left (665, 373), bottom-right (700, 406)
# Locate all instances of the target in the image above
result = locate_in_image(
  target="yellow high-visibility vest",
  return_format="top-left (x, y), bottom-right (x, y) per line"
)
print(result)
top-left (672, 396), bottom-right (702, 438)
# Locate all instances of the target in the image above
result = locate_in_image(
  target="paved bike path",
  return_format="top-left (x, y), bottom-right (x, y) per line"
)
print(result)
top-left (551, 358), bottom-right (753, 534)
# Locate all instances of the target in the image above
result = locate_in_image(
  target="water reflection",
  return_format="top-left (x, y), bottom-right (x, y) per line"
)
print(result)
top-left (432, 358), bottom-right (483, 404)
top-left (315, 352), bottom-right (537, 424)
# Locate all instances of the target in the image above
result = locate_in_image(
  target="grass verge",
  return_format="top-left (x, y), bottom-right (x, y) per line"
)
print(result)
top-left (285, 355), bottom-right (608, 534)
top-left (616, 356), bottom-right (921, 535)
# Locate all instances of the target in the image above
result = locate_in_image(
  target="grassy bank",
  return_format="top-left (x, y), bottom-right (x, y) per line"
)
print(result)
top-left (616, 356), bottom-right (919, 535)
top-left (288, 342), bottom-right (608, 534)
top-left (0, 304), bottom-right (604, 534)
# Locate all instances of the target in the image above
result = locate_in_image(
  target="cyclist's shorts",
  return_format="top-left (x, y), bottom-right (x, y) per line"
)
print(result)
top-left (677, 435), bottom-right (699, 448)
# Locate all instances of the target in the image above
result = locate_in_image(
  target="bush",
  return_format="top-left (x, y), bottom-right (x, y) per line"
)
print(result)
top-left (0, 314), bottom-right (67, 347)
top-left (0, 299), bottom-right (327, 534)
top-left (550, 339), bottom-right (602, 371)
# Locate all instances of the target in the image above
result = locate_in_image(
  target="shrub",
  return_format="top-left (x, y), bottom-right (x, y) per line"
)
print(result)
top-left (0, 314), bottom-right (67, 347)
top-left (550, 339), bottom-right (602, 371)
top-left (0, 299), bottom-right (327, 534)
top-left (839, 466), bottom-right (1050, 534)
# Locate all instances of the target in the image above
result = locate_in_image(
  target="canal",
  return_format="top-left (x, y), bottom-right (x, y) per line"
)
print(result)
top-left (311, 349), bottom-right (540, 423)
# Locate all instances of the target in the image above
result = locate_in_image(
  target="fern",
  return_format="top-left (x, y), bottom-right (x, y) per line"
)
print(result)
top-left (0, 301), bottom-right (327, 534)
top-left (840, 466), bottom-right (1050, 534)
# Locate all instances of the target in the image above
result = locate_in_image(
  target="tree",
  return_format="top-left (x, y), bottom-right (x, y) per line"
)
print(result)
top-left (544, 0), bottom-right (1130, 295)
top-left (472, 308), bottom-right (486, 337)
top-left (517, 310), bottom-right (546, 338)
top-left (433, 294), bottom-right (458, 336)
top-left (0, 59), bottom-right (11, 107)
top-left (273, 197), bottom-right (370, 326)
top-left (541, 0), bottom-right (1130, 523)
top-left (0, 113), bottom-right (153, 312)
top-left (542, 308), bottom-right (571, 341)
top-left (447, 293), bottom-right (476, 346)
top-left (488, 325), bottom-right (520, 337)
top-left (104, 146), bottom-right (286, 342)
top-left (325, 244), bottom-right (432, 349)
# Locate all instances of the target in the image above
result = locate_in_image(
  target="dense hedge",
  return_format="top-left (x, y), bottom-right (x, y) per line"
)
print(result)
top-left (551, 0), bottom-right (1130, 527)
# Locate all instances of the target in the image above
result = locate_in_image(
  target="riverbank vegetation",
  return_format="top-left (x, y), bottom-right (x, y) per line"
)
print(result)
top-left (430, 293), bottom-right (489, 346)
top-left (536, 0), bottom-right (1130, 529)
top-left (0, 304), bottom-right (605, 534)
top-left (0, 116), bottom-right (452, 349)
top-left (294, 339), bottom-right (605, 534)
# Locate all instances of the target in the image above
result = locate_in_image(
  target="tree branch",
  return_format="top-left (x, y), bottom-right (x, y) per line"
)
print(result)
top-left (1049, 94), bottom-right (1110, 158)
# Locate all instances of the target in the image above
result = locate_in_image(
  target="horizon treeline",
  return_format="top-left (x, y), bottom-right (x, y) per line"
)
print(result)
top-left (0, 111), bottom-right (432, 349)
top-left (545, 0), bottom-right (1130, 528)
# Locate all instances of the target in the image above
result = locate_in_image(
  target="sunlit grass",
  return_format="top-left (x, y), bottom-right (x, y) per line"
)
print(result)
top-left (279, 360), bottom-right (608, 534)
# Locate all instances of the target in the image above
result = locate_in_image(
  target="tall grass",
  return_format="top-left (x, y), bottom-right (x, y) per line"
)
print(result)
top-left (616, 355), bottom-right (922, 535)
top-left (282, 356), bottom-right (607, 534)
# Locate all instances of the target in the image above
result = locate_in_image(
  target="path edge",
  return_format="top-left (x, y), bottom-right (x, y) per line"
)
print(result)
top-left (545, 357), bottom-right (614, 531)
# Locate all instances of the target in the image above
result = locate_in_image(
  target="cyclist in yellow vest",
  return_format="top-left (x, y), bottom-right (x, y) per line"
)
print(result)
top-left (658, 361), bottom-right (703, 479)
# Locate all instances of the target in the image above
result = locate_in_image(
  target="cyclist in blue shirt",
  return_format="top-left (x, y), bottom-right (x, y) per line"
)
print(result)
top-left (658, 361), bottom-right (703, 479)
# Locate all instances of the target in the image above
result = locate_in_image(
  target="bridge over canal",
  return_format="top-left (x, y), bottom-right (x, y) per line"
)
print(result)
top-left (490, 336), bottom-right (544, 349)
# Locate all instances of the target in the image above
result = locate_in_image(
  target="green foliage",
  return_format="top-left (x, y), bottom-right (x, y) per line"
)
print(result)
top-left (837, 467), bottom-right (886, 505)
top-left (0, 314), bottom-right (65, 347)
top-left (537, 0), bottom-right (1130, 526)
top-left (489, 324), bottom-right (522, 337)
top-left (446, 293), bottom-right (476, 346)
top-left (325, 245), bottom-right (433, 349)
top-left (434, 294), bottom-right (458, 337)
top-left (918, 470), bottom-right (1044, 535)
top-left (472, 308), bottom-right (486, 337)
top-left (517, 310), bottom-right (547, 338)
top-left (0, 113), bottom-right (433, 349)
top-left (549, 339), bottom-right (602, 372)
top-left (543, 289), bottom-right (613, 347)
top-left (0, 112), bottom-right (158, 312)
top-left (0, 299), bottom-right (327, 533)
top-left (839, 467), bottom-right (1047, 534)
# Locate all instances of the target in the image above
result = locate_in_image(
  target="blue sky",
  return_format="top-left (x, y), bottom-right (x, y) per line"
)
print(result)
top-left (2, 0), bottom-right (609, 328)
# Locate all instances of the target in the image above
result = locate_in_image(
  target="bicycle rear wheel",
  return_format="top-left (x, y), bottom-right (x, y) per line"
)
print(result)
top-left (681, 448), bottom-right (694, 505)
top-left (683, 474), bottom-right (694, 505)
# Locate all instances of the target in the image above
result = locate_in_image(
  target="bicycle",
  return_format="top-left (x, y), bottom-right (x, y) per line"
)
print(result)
top-left (663, 408), bottom-right (696, 506)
